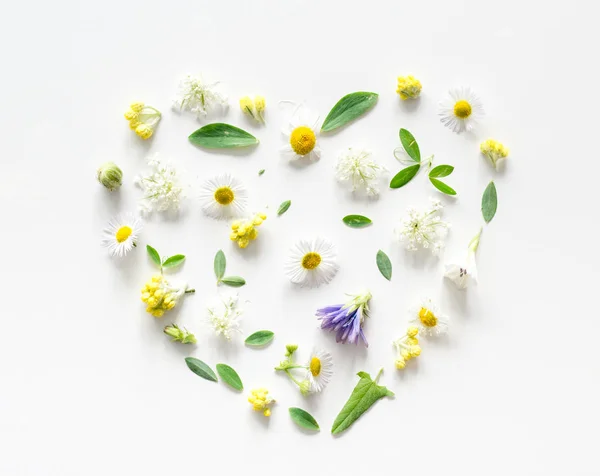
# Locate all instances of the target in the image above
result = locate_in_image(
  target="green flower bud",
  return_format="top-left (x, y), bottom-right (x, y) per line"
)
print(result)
top-left (97, 162), bottom-right (123, 191)
top-left (163, 324), bottom-right (196, 344)
top-left (285, 344), bottom-right (298, 356)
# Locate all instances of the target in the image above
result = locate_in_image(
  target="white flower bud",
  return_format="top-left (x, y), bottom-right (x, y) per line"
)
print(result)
top-left (97, 162), bottom-right (123, 191)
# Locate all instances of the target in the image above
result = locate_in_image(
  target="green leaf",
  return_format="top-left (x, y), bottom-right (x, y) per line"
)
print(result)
top-left (221, 276), bottom-right (246, 287)
top-left (399, 128), bottom-right (420, 162)
top-left (162, 254), bottom-right (185, 268)
top-left (429, 164), bottom-right (454, 178)
top-left (277, 200), bottom-right (291, 216)
top-left (258, 169), bottom-right (265, 176)
top-left (216, 363), bottom-right (243, 391)
top-left (390, 164), bottom-right (420, 189)
top-left (321, 92), bottom-right (378, 132)
top-left (482, 181), bottom-right (498, 223)
top-left (342, 215), bottom-right (372, 228)
top-left (289, 407), bottom-right (320, 431)
top-left (146, 245), bottom-right (161, 267)
top-left (188, 123), bottom-right (259, 149)
top-left (245, 330), bottom-right (274, 347)
top-left (214, 250), bottom-right (226, 281)
top-left (331, 370), bottom-right (394, 435)
top-left (430, 178), bottom-right (457, 196)
top-left (185, 357), bottom-right (217, 382)
top-left (376, 250), bottom-right (392, 281)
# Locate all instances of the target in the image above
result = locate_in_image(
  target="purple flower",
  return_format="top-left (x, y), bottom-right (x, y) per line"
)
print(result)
top-left (316, 291), bottom-right (372, 346)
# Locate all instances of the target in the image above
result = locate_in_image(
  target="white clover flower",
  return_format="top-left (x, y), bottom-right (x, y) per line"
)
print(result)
top-left (444, 228), bottom-right (482, 289)
top-left (335, 147), bottom-right (385, 197)
top-left (396, 198), bottom-right (450, 254)
top-left (134, 154), bottom-right (184, 214)
top-left (173, 74), bottom-right (228, 119)
top-left (206, 292), bottom-right (243, 340)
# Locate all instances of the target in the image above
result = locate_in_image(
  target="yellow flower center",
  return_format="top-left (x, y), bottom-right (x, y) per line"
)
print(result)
top-left (214, 186), bottom-right (235, 205)
top-left (419, 307), bottom-right (438, 327)
top-left (453, 100), bottom-right (472, 119)
top-left (290, 126), bottom-right (316, 156)
top-left (301, 252), bottom-right (322, 270)
top-left (310, 357), bottom-right (322, 377)
top-left (115, 226), bottom-right (132, 243)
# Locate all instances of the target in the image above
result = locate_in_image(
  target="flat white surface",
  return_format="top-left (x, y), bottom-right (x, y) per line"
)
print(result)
top-left (1, 0), bottom-right (599, 474)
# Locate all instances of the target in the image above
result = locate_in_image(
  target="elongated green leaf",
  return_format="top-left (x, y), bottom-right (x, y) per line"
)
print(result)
top-left (188, 123), bottom-right (258, 149)
top-left (162, 254), bottom-right (185, 268)
top-left (185, 357), bottom-right (217, 382)
top-left (390, 164), bottom-right (420, 189)
top-left (277, 200), bottom-right (291, 216)
top-left (146, 245), bottom-right (161, 267)
top-left (331, 370), bottom-right (394, 435)
top-left (376, 250), bottom-right (392, 281)
top-left (245, 330), bottom-right (274, 347)
top-left (216, 363), bottom-right (243, 391)
top-left (430, 178), bottom-right (457, 196)
top-left (214, 250), bottom-right (226, 281)
top-left (221, 276), bottom-right (246, 287)
top-left (289, 407), bottom-right (320, 431)
top-left (321, 92), bottom-right (378, 132)
top-left (429, 164), bottom-right (454, 178)
top-left (399, 128), bottom-right (420, 162)
top-left (258, 169), bottom-right (265, 176)
top-left (482, 181), bottom-right (498, 223)
top-left (342, 215), bottom-right (372, 228)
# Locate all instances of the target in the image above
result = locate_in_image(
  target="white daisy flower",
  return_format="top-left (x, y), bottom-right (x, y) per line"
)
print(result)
top-left (397, 198), bottom-right (450, 254)
top-left (173, 74), bottom-right (228, 119)
top-left (439, 87), bottom-right (484, 133)
top-left (444, 228), bottom-right (482, 289)
top-left (280, 104), bottom-right (322, 161)
top-left (409, 297), bottom-right (449, 337)
top-left (285, 238), bottom-right (339, 288)
top-left (206, 292), bottom-right (243, 340)
top-left (305, 349), bottom-right (333, 393)
top-left (101, 213), bottom-right (142, 257)
top-left (335, 147), bottom-right (386, 197)
top-left (199, 174), bottom-right (247, 220)
top-left (135, 154), bottom-right (185, 214)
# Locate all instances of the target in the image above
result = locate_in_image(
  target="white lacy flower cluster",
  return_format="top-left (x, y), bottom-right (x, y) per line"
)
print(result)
top-left (173, 74), bottom-right (228, 118)
top-left (397, 199), bottom-right (450, 254)
top-left (207, 292), bottom-right (243, 340)
top-left (134, 154), bottom-right (184, 214)
top-left (335, 147), bottom-right (385, 197)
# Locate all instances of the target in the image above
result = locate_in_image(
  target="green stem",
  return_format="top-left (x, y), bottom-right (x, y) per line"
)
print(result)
top-left (375, 367), bottom-right (384, 383)
top-left (185, 289), bottom-right (195, 294)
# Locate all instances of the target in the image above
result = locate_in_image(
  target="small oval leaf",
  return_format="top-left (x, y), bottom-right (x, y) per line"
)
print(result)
top-left (482, 181), bottom-right (498, 223)
top-left (221, 276), bottom-right (246, 287)
top-left (376, 250), bottom-right (392, 281)
top-left (429, 164), bottom-right (454, 178)
top-left (146, 245), bottom-right (161, 267)
top-left (162, 254), bottom-right (186, 268)
top-left (390, 164), bottom-right (420, 189)
top-left (214, 250), bottom-right (226, 280)
top-left (342, 215), bottom-right (372, 228)
top-left (321, 92), bottom-right (378, 132)
top-left (430, 178), bottom-right (457, 196)
top-left (188, 123), bottom-right (259, 149)
top-left (216, 363), bottom-right (243, 391)
top-left (258, 169), bottom-right (265, 176)
top-left (399, 128), bottom-right (420, 162)
top-left (277, 200), bottom-right (291, 216)
top-left (289, 407), bottom-right (320, 431)
top-left (245, 330), bottom-right (275, 347)
top-left (185, 357), bottom-right (217, 382)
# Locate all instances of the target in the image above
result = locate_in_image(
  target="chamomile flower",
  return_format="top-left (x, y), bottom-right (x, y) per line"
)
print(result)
top-left (134, 154), bottom-right (185, 214)
top-left (409, 297), bottom-right (449, 337)
top-left (439, 87), bottom-right (484, 133)
top-left (335, 147), bottom-right (386, 197)
top-left (173, 74), bottom-right (228, 118)
top-left (206, 292), bottom-right (243, 340)
top-left (199, 174), bottom-right (247, 220)
top-left (397, 198), bottom-right (450, 254)
top-left (280, 104), bottom-right (322, 161)
top-left (444, 228), bottom-right (482, 289)
top-left (305, 349), bottom-right (334, 393)
top-left (285, 238), bottom-right (339, 287)
top-left (101, 213), bottom-right (142, 257)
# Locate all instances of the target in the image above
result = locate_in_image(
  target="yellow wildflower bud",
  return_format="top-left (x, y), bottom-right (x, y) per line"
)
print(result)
top-left (135, 124), bottom-right (153, 140)
top-left (130, 102), bottom-right (144, 112)
top-left (146, 306), bottom-right (154, 313)
top-left (147, 283), bottom-right (158, 292)
top-left (407, 337), bottom-right (419, 346)
top-left (154, 289), bottom-right (165, 299)
top-left (263, 408), bottom-right (271, 417)
top-left (152, 274), bottom-right (162, 282)
top-left (480, 139), bottom-right (509, 168)
top-left (252, 217), bottom-right (263, 226)
top-left (395, 358), bottom-right (406, 370)
top-left (129, 119), bottom-right (141, 130)
top-left (254, 95), bottom-right (266, 113)
top-left (259, 213), bottom-right (267, 220)
top-left (230, 232), bottom-right (238, 241)
top-left (238, 238), bottom-right (249, 249)
top-left (141, 292), bottom-right (151, 302)
top-left (396, 75), bottom-right (422, 100)
top-left (124, 109), bottom-right (138, 121)
top-left (247, 228), bottom-right (258, 240)
top-left (401, 349), bottom-right (411, 360)
top-left (152, 309), bottom-right (164, 318)
top-left (231, 221), bottom-right (241, 230)
top-left (410, 345), bottom-right (421, 357)
top-left (407, 326), bottom-right (419, 337)
top-left (166, 301), bottom-right (176, 310)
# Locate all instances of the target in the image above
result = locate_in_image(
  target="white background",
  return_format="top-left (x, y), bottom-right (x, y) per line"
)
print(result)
top-left (1, 0), bottom-right (599, 474)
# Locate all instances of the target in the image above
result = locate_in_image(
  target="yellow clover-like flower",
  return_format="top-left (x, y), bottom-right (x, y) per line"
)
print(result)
top-left (248, 388), bottom-right (275, 417)
top-left (230, 213), bottom-right (267, 249)
top-left (124, 101), bottom-right (161, 140)
top-left (396, 75), bottom-right (422, 100)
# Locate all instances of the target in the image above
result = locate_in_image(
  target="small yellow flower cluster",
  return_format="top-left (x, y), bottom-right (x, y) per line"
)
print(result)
top-left (230, 213), bottom-right (267, 248)
top-left (248, 388), bottom-right (274, 417)
top-left (480, 139), bottom-right (509, 168)
top-left (124, 102), bottom-right (162, 140)
top-left (140, 274), bottom-right (180, 318)
top-left (239, 95), bottom-right (266, 123)
top-left (394, 326), bottom-right (422, 369)
top-left (396, 75), bottom-right (422, 100)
